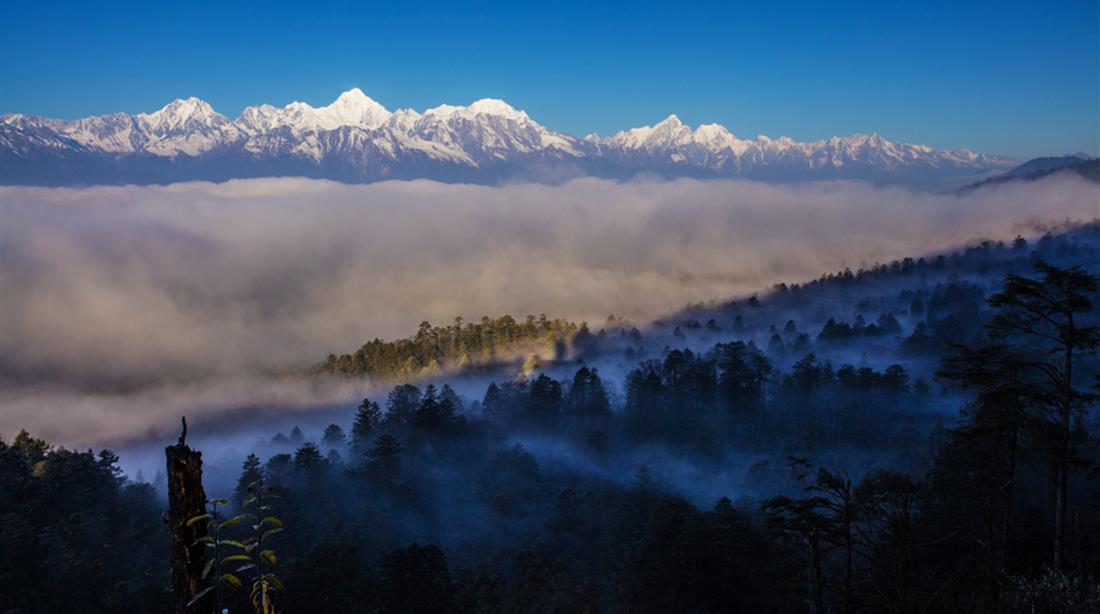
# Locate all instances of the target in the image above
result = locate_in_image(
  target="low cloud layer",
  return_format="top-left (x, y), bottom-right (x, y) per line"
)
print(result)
top-left (1, 175), bottom-right (1096, 443)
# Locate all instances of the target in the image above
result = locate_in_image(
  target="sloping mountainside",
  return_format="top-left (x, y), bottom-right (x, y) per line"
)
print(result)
top-left (4, 221), bottom-right (1099, 612)
top-left (0, 88), bottom-right (1015, 188)
top-left (1004, 154), bottom-right (1095, 177)
top-left (956, 154), bottom-right (1099, 192)
top-left (316, 222), bottom-right (1100, 390)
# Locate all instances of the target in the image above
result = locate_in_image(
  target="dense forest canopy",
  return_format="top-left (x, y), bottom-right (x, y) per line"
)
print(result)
top-left (2, 222), bottom-right (1099, 613)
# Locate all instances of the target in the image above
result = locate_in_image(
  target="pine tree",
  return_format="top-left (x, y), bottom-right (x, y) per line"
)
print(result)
top-left (12, 430), bottom-right (49, 465)
top-left (414, 384), bottom-right (444, 431)
top-left (717, 341), bottom-right (771, 416)
top-left (386, 384), bottom-right (422, 426)
top-left (321, 424), bottom-right (345, 449)
top-left (440, 384), bottom-right (464, 415)
top-left (565, 366), bottom-right (610, 419)
top-left (987, 261), bottom-right (1099, 569)
top-left (937, 343), bottom-right (1030, 607)
top-left (351, 398), bottom-right (382, 454)
top-left (482, 382), bottom-right (502, 417)
top-left (369, 435), bottom-right (402, 486)
top-left (528, 374), bottom-right (563, 425)
top-left (293, 442), bottom-right (326, 471)
top-left (234, 453), bottom-right (263, 509)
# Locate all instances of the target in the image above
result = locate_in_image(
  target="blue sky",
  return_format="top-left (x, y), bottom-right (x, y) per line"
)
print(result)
top-left (1, 1), bottom-right (1096, 158)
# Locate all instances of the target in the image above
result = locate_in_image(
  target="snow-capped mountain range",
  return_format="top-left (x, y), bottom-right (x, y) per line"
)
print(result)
top-left (0, 88), bottom-right (1016, 188)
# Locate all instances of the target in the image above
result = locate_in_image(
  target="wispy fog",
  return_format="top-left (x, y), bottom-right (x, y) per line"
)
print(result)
top-left (1, 175), bottom-right (1096, 444)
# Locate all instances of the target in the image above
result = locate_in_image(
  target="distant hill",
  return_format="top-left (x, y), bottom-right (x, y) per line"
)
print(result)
top-left (955, 154), bottom-right (1098, 192)
top-left (1004, 154), bottom-right (1094, 177)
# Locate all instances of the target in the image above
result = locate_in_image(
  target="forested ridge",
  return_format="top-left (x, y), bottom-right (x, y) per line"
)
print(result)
top-left (2, 223), bottom-right (1099, 613)
top-left (313, 314), bottom-right (584, 380)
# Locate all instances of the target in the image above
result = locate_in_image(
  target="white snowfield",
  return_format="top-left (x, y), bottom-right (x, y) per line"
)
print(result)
top-left (0, 88), bottom-right (1015, 186)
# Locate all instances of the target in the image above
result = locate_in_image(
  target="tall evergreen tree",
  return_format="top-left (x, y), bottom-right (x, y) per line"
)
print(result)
top-left (938, 343), bottom-right (1031, 605)
top-left (565, 366), bottom-right (611, 419)
top-left (528, 374), bottom-right (563, 425)
top-left (322, 424), bottom-right (346, 449)
top-left (987, 261), bottom-right (1099, 569)
top-left (386, 384), bottom-right (422, 427)
top-left (414, 384), bottom-right (446, 431)
top-left (716, 341), bottom-right (771, 416)
top-left (482, 382), bottom-right (502, 417)
top-left (439, 384), bottom-right (464, 416)
top-left (234, 453), bottom-right (263, 509)
top-left (351, 398), bottom-right (383, 454)
top-left (369, 435), bottom-right (403, 486)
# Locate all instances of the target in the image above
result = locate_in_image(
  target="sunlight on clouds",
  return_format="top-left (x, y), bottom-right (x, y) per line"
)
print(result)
top-left (0, 175), bottom-right (1096, 443)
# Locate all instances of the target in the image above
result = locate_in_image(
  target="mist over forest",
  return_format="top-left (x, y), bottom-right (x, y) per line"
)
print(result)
top-left (1, 176), bottom-right (1099, 613)
top-left (1, 175), bottom-right (1096, 443)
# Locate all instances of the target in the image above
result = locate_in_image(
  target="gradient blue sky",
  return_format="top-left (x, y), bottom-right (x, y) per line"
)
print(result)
top-left (2, 1), bottom-right (1096, 158)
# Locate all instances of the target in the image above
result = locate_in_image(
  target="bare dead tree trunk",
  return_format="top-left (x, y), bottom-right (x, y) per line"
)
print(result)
top-left (166, 417), bottom-right (210, 613)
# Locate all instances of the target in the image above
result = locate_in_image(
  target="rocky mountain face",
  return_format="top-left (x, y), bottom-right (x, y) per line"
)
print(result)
top-left (0, 88), bottom-right (1015, 188)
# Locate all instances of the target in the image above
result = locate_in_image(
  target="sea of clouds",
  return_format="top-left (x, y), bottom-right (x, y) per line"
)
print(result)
top-left (1, 175), bottom-right (1096, 444)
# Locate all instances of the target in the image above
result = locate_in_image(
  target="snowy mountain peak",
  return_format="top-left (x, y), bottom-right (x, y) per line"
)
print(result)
top-left (601, 114), bottom-right (696, 151)
top-left (159, 96), bottom-right (213, 113)
top-left (694, 123), bottom-right (731, 138)
top-left (333, 87), bottom-right (370, 103)
top-left (425, 98), bottom-right (530, 122)
top-left (693, 123), bottom-right (751, 154)
top-left (324, 88), bottom-right (391, 128)
top-left (756, 134), bottom-right (796, 146)
top-left (842, 132), bottom-right (885, 145)
top-left (468, 98), bottom-right (528, 120)
top-left (0, 89), bottom-right (1018, 188)
top-left (136, 97), bottom-right (228, 134)
top-left (140, 97), bottom-right (219, 121)
top-left (656, 114), bottom-right (683, 127)
top-left (234, 89), bottom-right (391, 134)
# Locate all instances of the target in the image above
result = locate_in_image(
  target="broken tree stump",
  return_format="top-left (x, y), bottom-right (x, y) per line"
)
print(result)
top-left (166, 416), bottom-right (211, 613)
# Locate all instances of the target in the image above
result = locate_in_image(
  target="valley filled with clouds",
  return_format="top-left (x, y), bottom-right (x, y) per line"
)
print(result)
top-left (1, 174), bottom-right (1096, 443)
